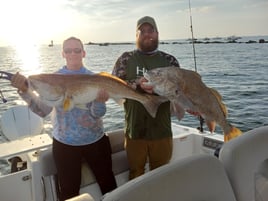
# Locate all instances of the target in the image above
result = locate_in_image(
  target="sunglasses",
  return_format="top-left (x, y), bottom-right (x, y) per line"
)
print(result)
top-left (63, 48), bottom-right (82, 54)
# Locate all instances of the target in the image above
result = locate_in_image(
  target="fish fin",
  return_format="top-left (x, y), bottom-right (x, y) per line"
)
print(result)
top-left (63, 96), bottom-right (73, 111)
top-left (192, 71), bottom-right (202, 79)
top-left (170, 102), bottom-right (185, 120)
top-left (224, 126), bottom-right (242, 142)
top-left (143, 95), bottom-right (168, 118)
top-left (209, 87), bottom-right (228, 117)
top-left (98, 72), bottom-right (128, 85)
top-left (205, 120), bottom-right (216, 133)
top-left (209, 87), bottom-right (222, 100)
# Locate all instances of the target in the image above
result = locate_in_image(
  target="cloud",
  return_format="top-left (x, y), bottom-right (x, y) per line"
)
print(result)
top-left (62, 0), bottom-right (183, 21)
top-left (0, 0), bottom-right (267, 46)
top-left (62, 0), bottom-right (132, 20)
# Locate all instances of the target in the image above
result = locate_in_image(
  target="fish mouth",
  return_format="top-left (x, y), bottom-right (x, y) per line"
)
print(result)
top-left (143, 72), bottom-right (156, 87)
top-left (143, 74), bottom-right (154, 87)
top-left (143, 72), bottom-right (151, 81)
top-left (144, 72), bottom-right (148, 78)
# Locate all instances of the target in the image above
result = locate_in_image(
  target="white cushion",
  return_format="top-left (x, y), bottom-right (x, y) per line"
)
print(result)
top-left (219, 126), bottom-right (268, 201)
top-left (102, 154), bottom-right (236, 201)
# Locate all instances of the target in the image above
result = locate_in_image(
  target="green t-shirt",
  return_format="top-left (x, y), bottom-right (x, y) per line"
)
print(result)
top-left (113, 50), bottom-right (180, 140)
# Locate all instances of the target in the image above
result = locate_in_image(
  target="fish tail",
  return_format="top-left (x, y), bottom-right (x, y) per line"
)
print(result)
top-left (224, 126), bottom-right (242, 142)
top-left (143, 95), bottom-right (168, 118)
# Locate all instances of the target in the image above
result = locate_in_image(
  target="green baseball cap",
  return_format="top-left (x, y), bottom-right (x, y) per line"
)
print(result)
top-left (136, 16), bottom-right (158, 32)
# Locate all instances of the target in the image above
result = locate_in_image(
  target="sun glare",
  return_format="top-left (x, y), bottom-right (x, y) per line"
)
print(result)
top-left (14, 43), bottom-right (42, 76)
top-left (1, 0), bottom-right (74, 75)
top-left (1, 0), bottom-right (72, 47)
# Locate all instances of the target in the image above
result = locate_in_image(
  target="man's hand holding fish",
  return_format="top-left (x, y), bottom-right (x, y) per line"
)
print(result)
top-left (139, 77), bottom-right (154, 94)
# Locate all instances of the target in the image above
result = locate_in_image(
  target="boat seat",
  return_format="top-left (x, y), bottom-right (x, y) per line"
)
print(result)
top-left (219, 126), bottom-right (268, 201)
top-left (101, 154), bottom-right (237, 201)
top-left (38, 129), bottom-right (128, 187)
top-left (0, 105), bottom-right (43, 141)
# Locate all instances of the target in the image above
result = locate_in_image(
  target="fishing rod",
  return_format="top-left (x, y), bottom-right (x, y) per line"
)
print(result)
top-left (188, 0), bottom-right (204, 132)
top-left (0, 71), bottom-right (14, 103)
top-left (188, 0), bottom-right (197, 72)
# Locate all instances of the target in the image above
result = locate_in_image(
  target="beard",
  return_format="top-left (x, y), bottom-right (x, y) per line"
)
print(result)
top-left (136, 37), bottom-right (159, 52)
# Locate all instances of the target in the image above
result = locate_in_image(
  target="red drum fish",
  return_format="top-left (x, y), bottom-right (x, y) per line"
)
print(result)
top-left (144, 66), bottom-right (242, 141)
top-left (28, 72), bottom-right (167, 118)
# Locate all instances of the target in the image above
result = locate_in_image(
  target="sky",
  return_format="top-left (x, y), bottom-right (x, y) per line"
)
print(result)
top-left (0, 0), bottom-right (267, 46)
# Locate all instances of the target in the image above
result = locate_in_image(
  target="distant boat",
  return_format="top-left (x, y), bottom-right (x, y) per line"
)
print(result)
top-left (48, 40), bottom-right (53, 47)
top-left (99, 43), bottom-right (109, 46)
top-left (226, 35), bottom-right (242, 41)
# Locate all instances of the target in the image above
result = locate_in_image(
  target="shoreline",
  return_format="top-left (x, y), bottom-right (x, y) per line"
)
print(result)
top-left (85, 38), bottom-right (268, 46)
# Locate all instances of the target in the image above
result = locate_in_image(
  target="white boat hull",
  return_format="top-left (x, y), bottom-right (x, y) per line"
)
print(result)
top-left (0, 123), bottom-right (223, 201)
top-left (1, 106), bottom-right (268, 201)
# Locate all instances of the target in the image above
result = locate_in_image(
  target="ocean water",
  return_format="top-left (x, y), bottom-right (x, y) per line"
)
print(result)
top-left (0, 36), bottom-right (268, 142)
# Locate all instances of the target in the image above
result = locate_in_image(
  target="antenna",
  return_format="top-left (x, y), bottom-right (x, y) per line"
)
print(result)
top-left (188, 0), bottom-right (197, 72)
